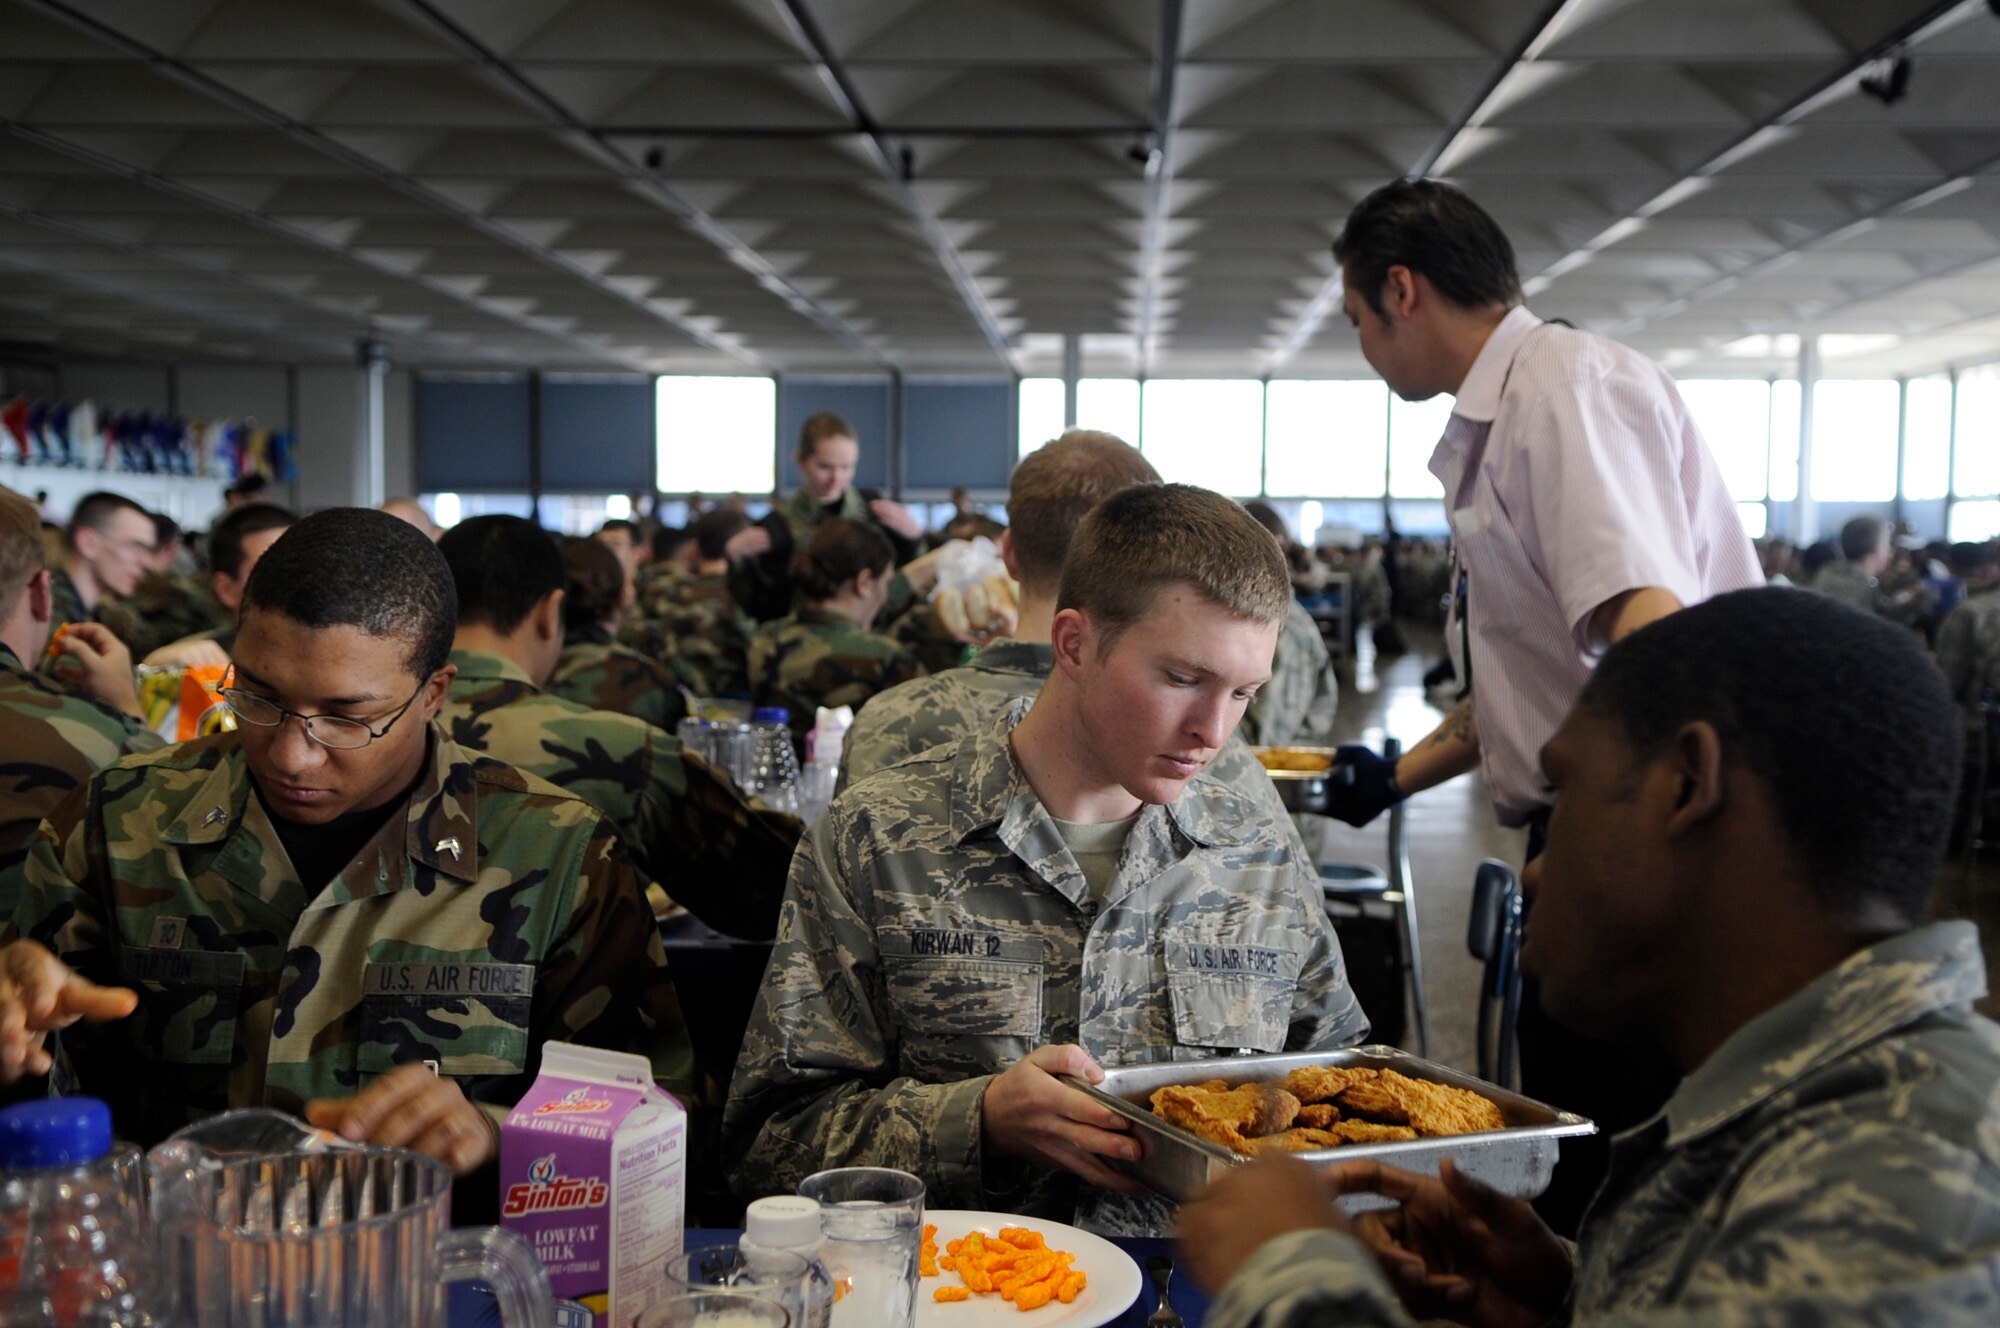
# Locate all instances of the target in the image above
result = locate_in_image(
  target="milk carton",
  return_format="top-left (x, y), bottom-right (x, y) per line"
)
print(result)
top-left (501, 1043), bottom-right (685, 1328)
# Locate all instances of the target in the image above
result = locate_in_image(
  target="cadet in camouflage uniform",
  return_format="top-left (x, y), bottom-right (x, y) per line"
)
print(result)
top-left (41, 492), bottom-right (156, 673)
top-left (624, 510), bottom-right (758, 699)
top-left (439, 516), bottom-right (799, 941)
top-left (1810, 515), bottom-right (1929, 625)
top-left (547, 533), bottom-right (687, 731)
top-left (725, 486), bottom-right (1368, 1235)
top-left (0, 487), bottom-right (163, 909)
top-left (1238, 504), bottom-right (1337, 749)
top-left (97, 514), bottom-right (227, 661)
top-left (140, 502), bottom-right (299, 665)
top-left (1241, 599), bottom-right (1338, 748)
top-left (726, 412), bottom-right (925, 623)
top-left (748, 519), bottom-right (922, 753)
top-left (834, 435), bottom-right (1300, 836)
top-left (1, 509), bottom-right (687, 1176)
top-left (1178, 588), bottom-right (2000, 1327)
top-left (1936, 545), bottom-right (2000, 723)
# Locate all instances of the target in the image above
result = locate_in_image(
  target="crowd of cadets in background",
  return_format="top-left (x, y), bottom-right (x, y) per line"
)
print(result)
top-left (14, 477), bottom-right (2000, 768)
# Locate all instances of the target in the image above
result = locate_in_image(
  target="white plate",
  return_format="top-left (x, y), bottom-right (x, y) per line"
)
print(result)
top-left (913, 1210), bottom-right (1143, 1328)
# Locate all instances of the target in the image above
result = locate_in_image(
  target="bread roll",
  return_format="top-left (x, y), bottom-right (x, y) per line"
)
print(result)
top-left (935, 586), bottom-right (970, 634)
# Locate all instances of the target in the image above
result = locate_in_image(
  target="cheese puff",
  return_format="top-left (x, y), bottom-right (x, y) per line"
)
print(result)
top-left (1015, 1282), bottom-right (1055, 1311)
top-left (933, 1286), bottom-right (971, 1303)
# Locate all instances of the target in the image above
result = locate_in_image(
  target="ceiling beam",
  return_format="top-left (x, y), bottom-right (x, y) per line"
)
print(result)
top-left (1522, 0), bottom-right (1977, 303)
top-left (1134, 0), bottom-right (1186, 374)
top-left (1259, 0), bottom-right (1585, 373)
top-left (0, 243), bottom-right (340, 361)
top-left (400, 0), bottom-right (895, 371)
top-left (767, 0), bottom-right (1020, 373)
top-left (27, 0), bottom-right (765, 370)
top-left (591, 124), bottom-right (1150, 140)
top-left (1601, 171), bottom-right (1999, 342)
top-left (0, 119), bottom-right (659, 374)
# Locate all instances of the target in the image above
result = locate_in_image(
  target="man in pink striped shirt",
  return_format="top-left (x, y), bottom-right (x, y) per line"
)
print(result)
top-left (1321, 179), bottom-right (1761, 1232)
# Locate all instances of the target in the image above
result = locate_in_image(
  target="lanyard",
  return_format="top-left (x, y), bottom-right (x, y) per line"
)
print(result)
top-left (1442, 320), bottom-right (1551, 705)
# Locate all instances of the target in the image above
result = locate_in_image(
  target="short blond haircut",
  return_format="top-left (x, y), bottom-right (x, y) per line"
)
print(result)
top-left (1057, 483), bottom-right (1290, 651)
top-left (0, 486), bottom-right (46, 615)
top-left (1006, 430), bottom-right (1160, 590)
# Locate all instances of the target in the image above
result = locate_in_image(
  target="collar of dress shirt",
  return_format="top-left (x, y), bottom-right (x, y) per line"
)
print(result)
top-left (1450, 304), bottom-right (1544, 423)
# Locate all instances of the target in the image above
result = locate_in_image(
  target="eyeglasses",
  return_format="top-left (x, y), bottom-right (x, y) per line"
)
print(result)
top-left (218, 672), bottom-right (427, 751)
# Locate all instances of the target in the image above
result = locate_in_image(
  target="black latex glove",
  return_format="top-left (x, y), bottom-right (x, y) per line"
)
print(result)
top-left (1323, 744), bottom-right (1405, 827)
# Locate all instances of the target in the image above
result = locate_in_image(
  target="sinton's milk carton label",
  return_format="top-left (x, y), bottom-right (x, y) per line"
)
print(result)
top-left (502, 1043), bottom-right (685, 1328)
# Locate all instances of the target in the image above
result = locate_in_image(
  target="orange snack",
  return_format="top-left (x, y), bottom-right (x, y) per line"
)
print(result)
top-left (931, 1226), bottom-right (1082, 1312)
top-left (920, 1224), bottom-right (940, 1278)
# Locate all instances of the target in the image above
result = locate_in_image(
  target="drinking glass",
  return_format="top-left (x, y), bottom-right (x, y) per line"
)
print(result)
top-left (639, 1290), bottom-right (791, 1328)
top-left (796, 1168), bottom-right (924, 1328)
top-left (664, 1245), bottom-right (808, 1326)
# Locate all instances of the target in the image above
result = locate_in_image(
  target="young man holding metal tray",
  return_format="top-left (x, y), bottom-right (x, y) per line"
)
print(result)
top-left (1177, 588), bottom-right (2000, 1327)
top-left (722, 483), bottom-right (1371, 1234)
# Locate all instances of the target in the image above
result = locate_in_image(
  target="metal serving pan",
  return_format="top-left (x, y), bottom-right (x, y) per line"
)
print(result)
top-left (1062, 1046), bottom-right (1594, 1210)
top-left (1252, 746), bottom-right (1341, 814)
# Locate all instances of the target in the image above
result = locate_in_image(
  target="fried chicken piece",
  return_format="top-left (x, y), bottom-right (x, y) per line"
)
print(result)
top-left (1283, 1065), bottom-right (1378, 1105)
top-left (1242, 1127), bottom-right (1343, 1154)
top-left (1327, 1119), bottom-right (1421, 1144)
top-left (1333, 1078), bottom-right (1411, 1125)
top-left (1334, 1070), bottom-right (1506, 1137)
top-left (1151, 1081), bottom-right (1301, 1150)
top-left (1295, 1103), bottom-right (1341, 1129)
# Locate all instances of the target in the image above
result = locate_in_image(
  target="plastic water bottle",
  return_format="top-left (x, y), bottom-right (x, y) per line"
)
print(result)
top-left (740, 1196), bottom-right (834, 1328)
top-left (745, 707), bottom-right (801, 814)
top-left (798, 706), bottom-right (852, 826)
top-left (0, 1098), bottom-right (159, 1327)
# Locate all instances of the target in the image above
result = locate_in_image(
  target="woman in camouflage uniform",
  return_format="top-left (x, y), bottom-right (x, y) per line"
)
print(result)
top-left (748, 519), bottom-right (922, 756)
top-left (547, 534), bottom-right (687, 730)
top-left (725, 412), bottom-right (926, 622)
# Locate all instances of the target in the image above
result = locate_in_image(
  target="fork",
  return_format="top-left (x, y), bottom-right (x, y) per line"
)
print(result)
top-left (1145, 1254), bottom-right (1185, 1328)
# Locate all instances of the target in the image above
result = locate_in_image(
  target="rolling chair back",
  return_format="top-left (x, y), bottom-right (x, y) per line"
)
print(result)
top-left (1467, 858), bottom-right (1524, 1090)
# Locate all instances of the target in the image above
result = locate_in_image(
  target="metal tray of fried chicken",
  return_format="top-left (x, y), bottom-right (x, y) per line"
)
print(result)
top-left (1251, 746), bottom-right (1342, 814)
top-left (1062, 1047), bottom-right (1593, 1209)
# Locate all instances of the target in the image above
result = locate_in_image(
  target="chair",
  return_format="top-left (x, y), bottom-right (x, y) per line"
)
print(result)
top-left (1970, 697), bottom-right (2000, 855)
top-left (1466, 858), bottom-right (1525, 1090)
top-left (1318, 738), bottom-right (1430, 1055)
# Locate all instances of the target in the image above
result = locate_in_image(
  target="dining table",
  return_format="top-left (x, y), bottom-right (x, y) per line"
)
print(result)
top-left (447, 1226), bottom-right (1216, 1327)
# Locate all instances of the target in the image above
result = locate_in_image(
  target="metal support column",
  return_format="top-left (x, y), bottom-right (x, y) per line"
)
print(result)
top-left (888, 368), bottom-right (906, 500)
top-left (1061, 335), bottom-right (1081, 429)
top-left (357, 339), bottom-right (388, 508)
top-left (1893, 377), bottom-right (1908, 527)
top-left (1792, 338), bottom-right (1819, 545)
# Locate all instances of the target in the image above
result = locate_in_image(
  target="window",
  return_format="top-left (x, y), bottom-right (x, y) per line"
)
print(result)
top-left (1903, 377), bottom-right (1952, 503)
top-left (1677, 379), bottom-right (1769, 502)
top-left (1018, 377), bottom-right (1065, 458)
top-left (1387, 395), bottom-right (1451, 499)
top-left (1265, 381), bottom-right (1390, 498)
top-left (1955, 365), bottom-right (2000, 498)
top-left (656, 376), bottom-right (776, 494)
top-left (1950, 499), bottom-right (2000, 542)
top-left (1140, 380), bottom-right (1264, 494)
top-left (1076, 378), bottom-right (1142, 445)
top-left (420, 493), bottom-right (533, 527)
top-left (1809, 380), bottom-right (1898, 502)
top-left (1736, 502), bottom-right (1768, 539)
top-left (1769, 379), bottom-right (1800, 502)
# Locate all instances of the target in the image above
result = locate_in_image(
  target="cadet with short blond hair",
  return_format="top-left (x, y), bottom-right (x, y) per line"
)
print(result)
top-left (725, 483), bottom-right (1368, 1235)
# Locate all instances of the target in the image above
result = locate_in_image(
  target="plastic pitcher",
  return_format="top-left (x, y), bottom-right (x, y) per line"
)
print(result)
top-left (146, 1109), bottom-right (551, 1328)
